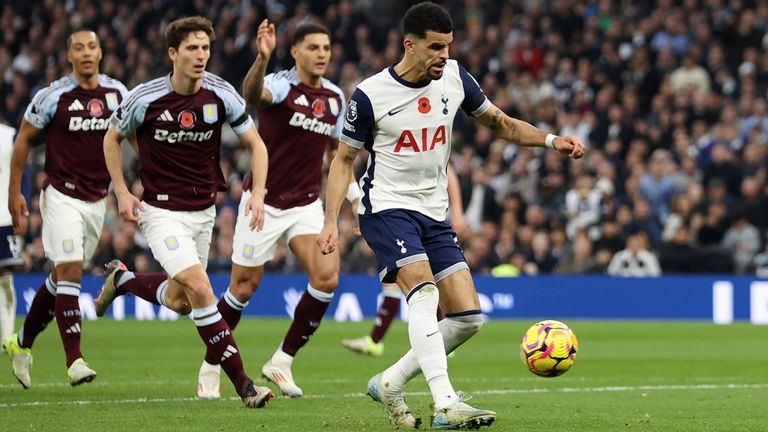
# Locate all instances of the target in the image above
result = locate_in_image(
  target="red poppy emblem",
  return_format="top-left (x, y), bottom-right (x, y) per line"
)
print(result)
top-left (178, 110), bottom-right (196, 129)
top-left (417, 97), bottom-right (431, 114)
top-left (88, 99), bottom-right (104, 117)
top-left (312, 99), bottom-right (325, 118)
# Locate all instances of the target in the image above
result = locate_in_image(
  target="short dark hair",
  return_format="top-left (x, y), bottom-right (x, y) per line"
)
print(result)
top-left (402, 2), bottom-right (453, 38)
top-left (165, 16), bottom-right (216, 50)
top-left (292, 22), bottom-right (331, 45)
top-left (67, 29), bottom-right (99, 49)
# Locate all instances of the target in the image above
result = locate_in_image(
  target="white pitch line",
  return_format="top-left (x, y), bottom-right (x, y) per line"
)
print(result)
top-left (0, 379), bottom-right (189, 390)
top-left (1, 383), bottom-right (767, 408)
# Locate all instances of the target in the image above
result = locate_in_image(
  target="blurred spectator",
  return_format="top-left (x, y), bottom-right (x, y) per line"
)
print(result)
top-left (721, 209), bottom-right (761, 274)
top-left (639, 149), bottom-right (678, 224)
top-left (607, 232), bottom-right (661, 277)
top-left (669, 53), bottom-right (710, 96)
top-left (553, 234), bottom-right (597, 274)
top-left (564, 173), bottom-right (601, 239)
top-left (658, 223), bottom-right (699, 273)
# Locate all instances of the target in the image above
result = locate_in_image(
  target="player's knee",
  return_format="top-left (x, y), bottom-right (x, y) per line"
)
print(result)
top-left (407, 282), bottom-right (439, 308)
top-left (309, 273), bottom-right (338, 293)
top-left (230, 278), bottom-right (258, 302)
top-left (54, 262), bottom-right (83, 284)
top-left (449, 313), bottom-right (484, 337)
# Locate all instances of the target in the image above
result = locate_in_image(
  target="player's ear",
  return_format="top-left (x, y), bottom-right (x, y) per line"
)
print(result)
top-left (290, 45), bottom-right (298, 60)
top-left (403, 38), bottom-right (415, 56)
top-left (168, 47), bottom-right (177, 62)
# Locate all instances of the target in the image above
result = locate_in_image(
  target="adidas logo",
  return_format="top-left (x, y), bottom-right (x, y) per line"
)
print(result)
top-left (220, 344), bottom-right (238, 362)
top-left (65, 323), bottom-right (81, 334)
top-left (156, 109), bottom-right (173, 122)
top-left (68, 99), bottom-right (84, 111)
top-left (293, 94), bottom-right (309, 106)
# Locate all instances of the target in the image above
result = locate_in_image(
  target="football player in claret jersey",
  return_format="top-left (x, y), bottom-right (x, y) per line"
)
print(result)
top-left (194, 20), bottom-right (348, 399)
top-left (99, 16), bottom-right (273, 408)
top-left (2, 30), bottom-right (128, 388)
top-left (318, 2), bottom-right (585, 429)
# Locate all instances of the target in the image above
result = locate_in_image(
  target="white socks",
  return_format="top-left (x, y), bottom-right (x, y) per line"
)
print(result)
top-left (381, 309), bottom-right (484, 409)
top-left (403, 282), bottom-right (456, 409)
top-left (0, 274), bottom-right (15, 340)
top-left (272, 347), bottom-right (294, 366)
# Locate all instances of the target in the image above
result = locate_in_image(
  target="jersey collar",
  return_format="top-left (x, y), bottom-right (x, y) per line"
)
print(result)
top-left (388, 66), bottom-right (431, 88)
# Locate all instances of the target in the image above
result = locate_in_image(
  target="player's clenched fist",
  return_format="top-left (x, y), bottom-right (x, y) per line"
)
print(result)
top-left (317, 224), bottom-right (338, 255)
top-left (553, 135), bottom-right (586, 159)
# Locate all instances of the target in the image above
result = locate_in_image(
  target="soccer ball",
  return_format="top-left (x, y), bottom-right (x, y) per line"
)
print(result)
top-left (520, 320), bottom-right (578, 377)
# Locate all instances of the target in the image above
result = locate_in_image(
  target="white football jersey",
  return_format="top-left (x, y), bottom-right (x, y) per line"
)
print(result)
top-left (341, 60), bottom-right (489, 221)
top-left (0, 123), bottom-right (14, 226)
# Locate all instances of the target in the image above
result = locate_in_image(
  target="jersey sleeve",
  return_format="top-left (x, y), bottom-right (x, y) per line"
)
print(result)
top-left (340, 89), bottom-right (374, 149)
top-left (216, 81), bottom-right (254, 135)
top-left (114, 80), bottom-right (130, 100)
top-left (109, 84), bottom-right (151, 138)
top-left (330, 93), bottom-right (347, 140)
top-left (23, 88), bottom-right (59, 129)
top-left (264, 72), bottom-right (292, 105)
top-left (458, 63), bottom-right (490, 117)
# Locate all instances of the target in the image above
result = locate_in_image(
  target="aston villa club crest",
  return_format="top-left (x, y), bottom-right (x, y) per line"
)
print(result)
top-left (311, 99), bottom-right (325, 118)
top-left (203, 103), bottom-right (218, 124)
top-left (328, 98), bottom-right (339, 116)
top-left (178, 110), bottom-right (196, 129)
top-left (105, 92), bottom-right (119, 111)
top-left (88, 98), bottom-right (104, 117)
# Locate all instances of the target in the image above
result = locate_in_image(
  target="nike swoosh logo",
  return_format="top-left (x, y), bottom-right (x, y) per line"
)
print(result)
top-left (426, 331), bottom-right (439, 337)
top-left (388, 107), bottom-right (405, 116)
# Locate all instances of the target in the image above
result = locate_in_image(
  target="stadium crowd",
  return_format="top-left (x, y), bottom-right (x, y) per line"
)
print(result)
top-left (2, 0), bottom-right (768, 277)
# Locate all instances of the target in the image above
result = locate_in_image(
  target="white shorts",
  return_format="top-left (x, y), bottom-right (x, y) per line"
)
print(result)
top-left (138, 203), bottom-right (215, 278)
top-left (232, 191), bottom-right (323, 267)
top-left (40, 185), bottom-right (106, 267)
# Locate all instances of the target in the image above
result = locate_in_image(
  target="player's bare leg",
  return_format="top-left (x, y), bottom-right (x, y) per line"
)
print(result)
top-left (198, 263), bottom-right (263, 399)
top-left (379, 267), bottom-right (495, 428)
top-left (174, 264), bottom-right (272, 408)
top-left (260, 235), bottom-right (338, 397)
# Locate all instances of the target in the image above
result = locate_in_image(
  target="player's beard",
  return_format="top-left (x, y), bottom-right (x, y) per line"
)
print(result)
top-left (425, 61), bottom-right (445, 81)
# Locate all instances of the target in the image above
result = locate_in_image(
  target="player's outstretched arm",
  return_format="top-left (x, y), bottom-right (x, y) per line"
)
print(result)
top-left (476, 103), bottom-right (585, 159)
top-left (237, 124), bottom-right (268, 231)
top-left (318, 142), bottom-right (359, 255)
top-left (446, 164), bottom-right (470, 238)
top-left (9, 120), bottom-right (39, 235)
top-left (242, 19), bottom-right (276, 107)
top-left (103, 125), bottom-right (143, 222)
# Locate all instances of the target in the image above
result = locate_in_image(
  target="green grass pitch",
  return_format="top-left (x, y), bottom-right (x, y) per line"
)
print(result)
top-left (1, 319), bottom-right (767, 431)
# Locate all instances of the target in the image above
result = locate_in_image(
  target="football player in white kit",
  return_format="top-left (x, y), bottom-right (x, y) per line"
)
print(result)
top-left (318, 2), bottom-right (585, 429)
top-left (0, 123), bottom-right (23, 345)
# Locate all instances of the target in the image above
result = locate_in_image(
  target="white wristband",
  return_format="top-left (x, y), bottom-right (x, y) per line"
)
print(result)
top-left (545, 133), bottom-right (557, 149)
top-left (345, 181), bottom-right (362, 203)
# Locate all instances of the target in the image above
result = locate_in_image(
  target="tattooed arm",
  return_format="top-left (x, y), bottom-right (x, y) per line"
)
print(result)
top-left (475, 103), bottom-right (585, 159)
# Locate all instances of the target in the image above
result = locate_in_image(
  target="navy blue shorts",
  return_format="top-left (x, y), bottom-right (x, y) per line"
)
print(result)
top-left (358, 209), bottom-right (468, 282)
top-left (0, 225), bottom-right (23, 267)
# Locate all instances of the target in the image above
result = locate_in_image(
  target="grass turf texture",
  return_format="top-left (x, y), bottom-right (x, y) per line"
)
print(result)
top-left (1, 319), bottom-right (767, 431)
